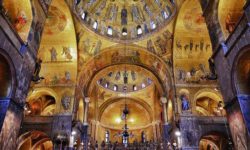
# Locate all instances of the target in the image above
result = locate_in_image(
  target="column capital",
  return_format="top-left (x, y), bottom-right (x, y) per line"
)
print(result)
top-left (96, 121), bottom-right (100, 125)
top-left (84, 97), bottom-right (90, 103)
top-left (160, 97), bottom-right (167, 104)
top-left (83, 122), bottom-right (88, 125)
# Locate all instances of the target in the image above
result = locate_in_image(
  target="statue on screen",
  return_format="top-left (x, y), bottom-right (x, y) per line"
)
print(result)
top-left (180, 94), bottom-right (189, 111)
top-left (32, 58), bottom-right (44, 83)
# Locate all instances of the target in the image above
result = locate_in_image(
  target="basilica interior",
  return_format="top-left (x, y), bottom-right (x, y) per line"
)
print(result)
top-left (0, 0), bottom-right (249, 150)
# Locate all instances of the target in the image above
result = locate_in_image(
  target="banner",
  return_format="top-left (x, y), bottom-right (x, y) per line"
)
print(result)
top-left (0, 99), bottom-right (10, 130)
top-left (238, 95), bottom-right (250, 134)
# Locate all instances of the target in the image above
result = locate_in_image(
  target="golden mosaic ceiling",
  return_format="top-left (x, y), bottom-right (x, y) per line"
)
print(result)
top-left (75, 0), bottom-right (176, 42)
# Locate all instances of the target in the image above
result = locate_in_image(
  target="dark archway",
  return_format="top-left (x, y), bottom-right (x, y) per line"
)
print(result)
top-left (17, 131), bottom-right (53, 150)
top-left (199, 132), bottom-right (232, 150)
top-left (0, 54), bottom-right (13, 98)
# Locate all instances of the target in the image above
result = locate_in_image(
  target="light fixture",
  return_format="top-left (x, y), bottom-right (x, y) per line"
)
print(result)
top-left (175, 130), bottom-right (181, 137)
top-left (172, 141), bottom-right (177, 147)
top-left (129, 118), bottom-right (135, 123)
top-left (115, 118), bottom-right (122, 124)
top-left (113, 43), bottom-right (135, 144)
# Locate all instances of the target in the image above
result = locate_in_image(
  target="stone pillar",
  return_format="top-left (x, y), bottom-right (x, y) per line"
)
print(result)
top-left (226, 98), bottom-right (249, 150)
top-left (90, 120), bottom-right (96, 139)
top-left (82, 97), bottom-right (90, 149)
top-left (52, 115), bottom-right (72, 150)
top-left (179, 116), bottom-right (200, 150)
top-left (95, 121), bottom-right (100, 141)
top-left (83, 97), bottom-right (90, 125)
top-left (200, 0), bottom-right (224, 51)
top-left (161, 97), bottom-right (171, 142)
top-left (0, 99), bottom-right (23, 150)
top-left (152, 122), bottom-right (157, 142)
top-left (156, 122), bottom-right (161, 141)
top-left (161, 97), bottom-right (168, 124)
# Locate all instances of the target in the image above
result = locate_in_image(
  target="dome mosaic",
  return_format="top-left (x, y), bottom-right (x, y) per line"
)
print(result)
top-left (75, 0), bottom-right (176, 42)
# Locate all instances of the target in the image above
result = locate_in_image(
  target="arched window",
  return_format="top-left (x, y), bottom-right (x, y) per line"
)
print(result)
top-left (133, 85), bottom-right (137, 91)
top-left (122, 28), bottom-right (127, 36)
top-left (137, 25), bottom-right (143, 35)
top-left (161, 10), bottom-right (169, 19)
top-left (147, 78), bottom-right (152, 84)
top-left (113, 85), bottom-right (118, 91)
top-left (105, 82), bottom-right (109, 88)
top-left (107, 26), bottom-right (113, 35)
top-left (141, 83), bottom-right (146, 88)
top-left (81, 11), bottom-right (87, 20)
top-left (150, 21), bottom-right (156, 30)
top-left (93, 21), bottom-right (98, 30)
top-left (98, 78), bottom-right (103, 84)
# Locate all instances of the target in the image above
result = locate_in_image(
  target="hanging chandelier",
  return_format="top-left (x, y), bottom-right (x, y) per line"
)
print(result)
top-left (114, 38), bottom-right (134, 142)
top-left (121, 103), bottom-right (130, 137)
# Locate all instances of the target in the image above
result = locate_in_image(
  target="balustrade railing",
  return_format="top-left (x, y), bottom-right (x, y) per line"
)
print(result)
top-left (78, 140), bottom-right (179, 150)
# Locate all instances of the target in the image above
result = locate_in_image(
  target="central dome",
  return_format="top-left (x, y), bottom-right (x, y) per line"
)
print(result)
top-left (75, 0), bottom-right (176, 42)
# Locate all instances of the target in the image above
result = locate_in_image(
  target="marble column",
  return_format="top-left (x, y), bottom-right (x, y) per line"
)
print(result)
top-left (160, 97), bottom-right (171, 142)
top-left (82, 97), bottom-right (90, 149)
top-left (161, 97), bottom-right (168, 124)
top-left (83, 97), bottom-right (90, 125)
top-left (156, 122), bottom-right (161, 141)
